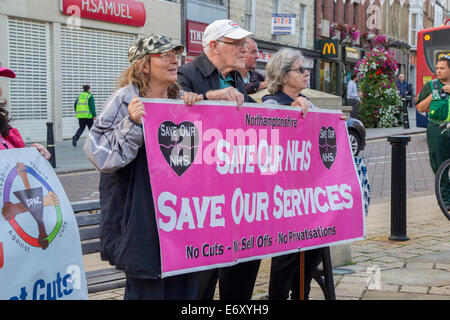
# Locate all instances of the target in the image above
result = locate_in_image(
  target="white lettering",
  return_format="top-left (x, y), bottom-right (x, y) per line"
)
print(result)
top-left (157, 191), bottom-right (177, 232)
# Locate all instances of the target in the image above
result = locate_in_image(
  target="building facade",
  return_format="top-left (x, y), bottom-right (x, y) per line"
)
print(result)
top-left (0, 0), bottom-right (182, 142)
top-left (315, 0), bottom-right (368, 98)
top-left (379, 0), bottom-right (411, 84)
top-left (229, 0), bottom-right (317, 82)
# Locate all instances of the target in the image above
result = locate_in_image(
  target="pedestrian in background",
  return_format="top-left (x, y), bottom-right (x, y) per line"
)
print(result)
top-left (347, 72), bottom-right (360, 118)
top-left (396, 74), bottom-right (412, 108)
top-left (72, 84), bottom-right (96, 147)
top-left (239, 38), bottom-right (266, 94)
top-left (177, 19), bottom-right (260, 300)
top-left (83, 34), bottom-right (202, 300)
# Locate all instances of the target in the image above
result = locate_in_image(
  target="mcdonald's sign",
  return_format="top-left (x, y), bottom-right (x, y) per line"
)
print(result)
top-left (316, 39), bottom-right (339, 59)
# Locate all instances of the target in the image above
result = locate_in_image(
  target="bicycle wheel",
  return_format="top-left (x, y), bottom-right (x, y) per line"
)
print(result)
top-left (435, 158), bottom-right (450, 221)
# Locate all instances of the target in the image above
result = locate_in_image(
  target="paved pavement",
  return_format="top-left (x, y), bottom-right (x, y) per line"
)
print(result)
top-left (54, 106), bottom-right (450, 300)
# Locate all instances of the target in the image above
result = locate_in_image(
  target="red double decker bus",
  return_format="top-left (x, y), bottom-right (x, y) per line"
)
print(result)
top-left (416, 19), bottom-right (450, 127)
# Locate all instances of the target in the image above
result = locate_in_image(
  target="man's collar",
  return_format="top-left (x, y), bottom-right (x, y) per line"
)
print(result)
top-left (194, 54), bottom-right (218, 78)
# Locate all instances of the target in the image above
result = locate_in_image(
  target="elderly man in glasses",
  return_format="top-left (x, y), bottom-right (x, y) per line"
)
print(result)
top-left (177, 19), bottom-right (259, 301)
top-left (178, 19), bottom-right (256, 109)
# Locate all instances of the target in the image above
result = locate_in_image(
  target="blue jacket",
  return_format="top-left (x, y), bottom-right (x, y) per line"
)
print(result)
top-left (396, 81), bottom-right (411, 98)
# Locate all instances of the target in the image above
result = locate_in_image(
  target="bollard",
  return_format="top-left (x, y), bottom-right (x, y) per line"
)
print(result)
top-left (46, 122), bottom-right (56, 168)
top-left (388, 135), bottom-right (410, 241)
top-left (402, 99), bottom-right (410, 129)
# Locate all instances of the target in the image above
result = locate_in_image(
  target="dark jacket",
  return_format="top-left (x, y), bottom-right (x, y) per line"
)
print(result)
top-left (177, 53), bottom-right (255, 103)
top-left (84, 84), bottom-right (161, 279)
top-left (262, 91), bottom-right (312, 106)
top-left (396, 80), bottom-right (411, 98)
top-left (244, 69), bottom-right (265, 95)
top-left (99, 148), bottom-right (161, 279)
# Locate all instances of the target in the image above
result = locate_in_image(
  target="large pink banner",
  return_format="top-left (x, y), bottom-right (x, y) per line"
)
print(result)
top-left (142, 100), bottom-right (365, 277)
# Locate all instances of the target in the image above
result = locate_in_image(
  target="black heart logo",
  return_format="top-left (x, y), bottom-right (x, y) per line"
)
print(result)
top-left (158, 121), bottom-right (199, 177)
top-left (318, 126), bottom-right (337, 170)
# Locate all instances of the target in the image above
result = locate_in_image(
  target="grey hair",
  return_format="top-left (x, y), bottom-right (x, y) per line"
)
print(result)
top-left (266, 48), bottom-right (305, 95)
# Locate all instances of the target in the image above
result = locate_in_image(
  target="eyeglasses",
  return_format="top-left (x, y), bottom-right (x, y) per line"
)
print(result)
top-left (287, 66), bottom-right (307, 74)
top-left (150, 50), bottom-right (182, 61)
top-left (441, 55), bottom-right (450, 60)
top-left (216, 39), bottom-right (249, 49)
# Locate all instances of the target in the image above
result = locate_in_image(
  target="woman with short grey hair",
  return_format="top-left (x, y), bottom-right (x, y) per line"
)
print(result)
top-left (262, 48), bottom-right (347, 300)
top-left (262, 48), bottom-right (320, 300)
top-left (266, 48), bottom-right (306, 96)
top-left (262, 48), bottom-right (312, 117)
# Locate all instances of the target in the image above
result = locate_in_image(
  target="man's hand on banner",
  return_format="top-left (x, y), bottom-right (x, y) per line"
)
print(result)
top-left (205, 87), bottom-right (245, 109)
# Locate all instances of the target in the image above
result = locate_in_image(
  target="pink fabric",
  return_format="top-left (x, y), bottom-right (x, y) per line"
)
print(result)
top-left (0, 67), bottom-right (16, 78)
top-left (142, 101), bottom-right (365, 277)
top-left (0, 127), bottom-right (25, 150)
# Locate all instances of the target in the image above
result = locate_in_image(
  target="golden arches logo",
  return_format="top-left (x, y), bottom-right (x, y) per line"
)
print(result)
top-left (323, 43), bottom-right (336, 55)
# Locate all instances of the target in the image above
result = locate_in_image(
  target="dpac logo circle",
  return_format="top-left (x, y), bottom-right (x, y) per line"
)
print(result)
top-left (1, 163), bottom-right (62, 250)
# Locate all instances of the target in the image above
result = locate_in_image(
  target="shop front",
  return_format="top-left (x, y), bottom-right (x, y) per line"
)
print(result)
top-left (0, 0), bottom-right (181, 142)
top-left (315, 39), bottom-right (341, 96)
top-left (342, 46), bottom-right (363, 102)
top-left (185, 20), bottom-right (208, 63)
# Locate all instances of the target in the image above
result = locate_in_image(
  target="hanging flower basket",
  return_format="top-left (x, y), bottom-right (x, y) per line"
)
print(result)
top-left (354, 48), bottom-right (403, 128)
top-left (330, 23), bottom-right (360, 45)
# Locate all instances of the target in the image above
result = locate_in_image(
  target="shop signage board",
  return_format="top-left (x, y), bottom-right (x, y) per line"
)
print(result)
top-left (60, 0), bottom-right (146, 27)
top-left (271, 14), bottom-right (296, 35)
top-left (344, 47), bottom-right (362, 63)
top-left (186, 20), bottom-right (208, 55)
top-left (316, 39), bottom-right (340, 59)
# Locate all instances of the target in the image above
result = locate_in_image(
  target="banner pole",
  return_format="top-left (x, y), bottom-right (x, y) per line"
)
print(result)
top-left (300, 251), bottom-right (305, 300)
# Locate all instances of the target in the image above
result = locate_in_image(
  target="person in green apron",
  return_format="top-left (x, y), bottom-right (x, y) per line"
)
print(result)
top-left (417, 55), bottom-right (450, 209)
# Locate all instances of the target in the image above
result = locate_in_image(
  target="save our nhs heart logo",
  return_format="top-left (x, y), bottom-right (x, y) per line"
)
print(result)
top-left (319, 126), bottom-right (337, 170)
top-left (158, 121), bottom-right (199, 177)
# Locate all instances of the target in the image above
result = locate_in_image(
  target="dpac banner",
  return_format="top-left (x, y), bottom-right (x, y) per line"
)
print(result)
top-left (142, 100), bottom-right (365, 277)
top-left (0, 148), bottom-right (88, 300)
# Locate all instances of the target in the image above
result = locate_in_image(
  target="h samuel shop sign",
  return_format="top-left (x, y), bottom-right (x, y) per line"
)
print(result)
top-left (61, 0), bottom-right (146, 27)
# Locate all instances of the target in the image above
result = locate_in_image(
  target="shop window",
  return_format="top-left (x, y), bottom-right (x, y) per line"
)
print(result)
top-left (299, 4), bottom-right (307, 48)
top-left (244, 0), bottom-right (255, 33)
top-left (8, 18), bottom-right (51, 122)
top-left (320, 61), bottom-right (337, 95)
